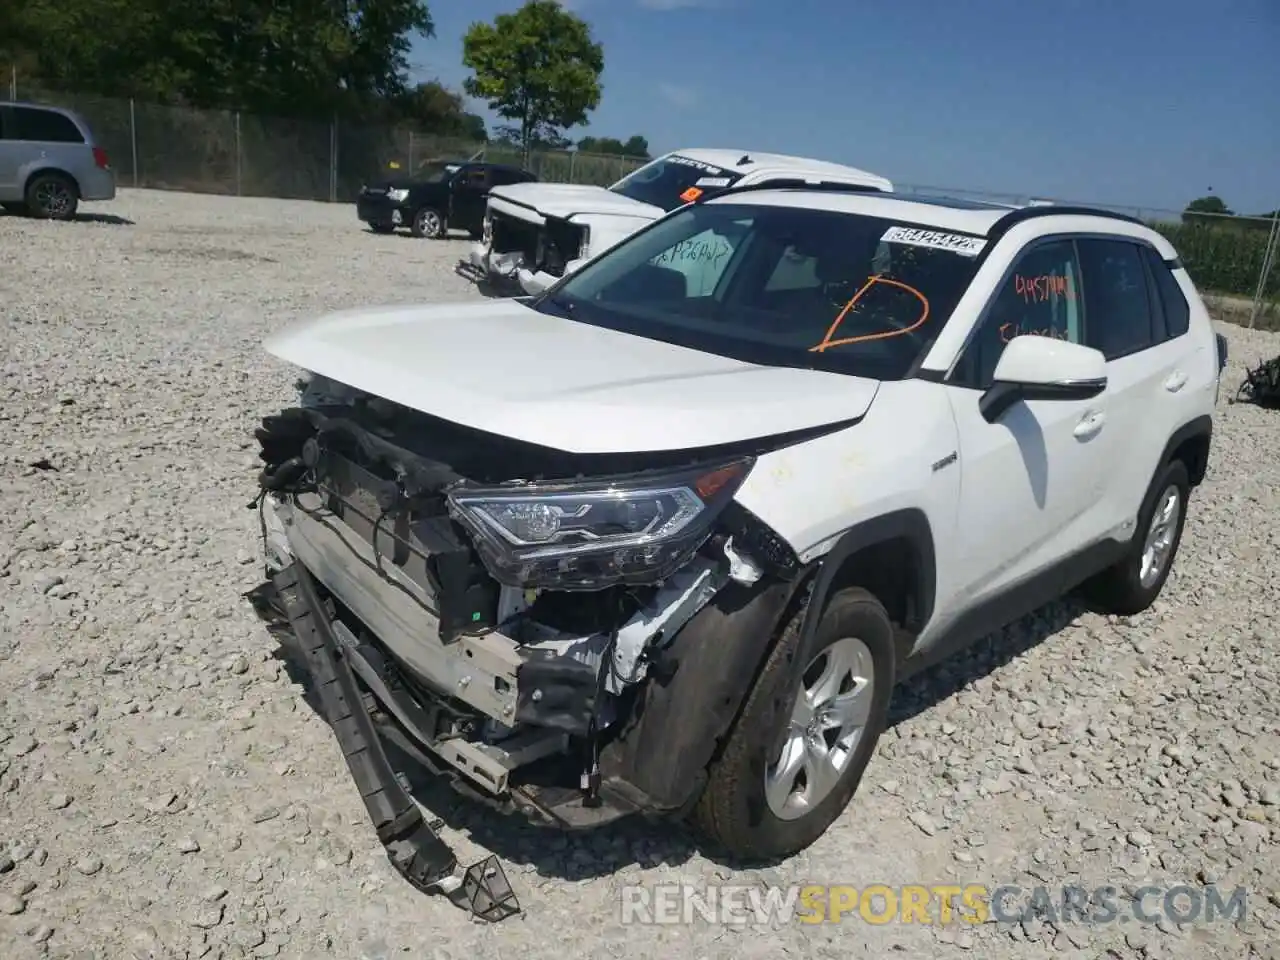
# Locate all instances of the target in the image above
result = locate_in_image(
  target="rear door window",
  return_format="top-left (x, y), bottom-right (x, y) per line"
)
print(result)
top-left (11, 107), bottom-right (86, 144)
top-left (1076, 238), bottom-right (1159, 360)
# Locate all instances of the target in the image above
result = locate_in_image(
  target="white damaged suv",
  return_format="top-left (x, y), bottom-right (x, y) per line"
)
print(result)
top-left (249, 184), bottom-right (1226, 887)
top-left (457, 148), bottom-right (893, 296)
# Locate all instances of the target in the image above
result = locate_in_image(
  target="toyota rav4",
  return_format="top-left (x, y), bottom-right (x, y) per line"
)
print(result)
top-left (248, 184), bottom-right (1226, 899)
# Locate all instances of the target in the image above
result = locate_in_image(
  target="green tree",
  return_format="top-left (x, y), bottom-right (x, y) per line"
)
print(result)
top-left (3, 0), bottom-right (435, 119)
top-left (1182, 194), bottom-right (1232, 227)
top-left (460, 113), bottom-right (488, 142)
top-left (396, 80), bottom-right (486, 139)
top-left (577, 134), bottom-right (650, 158)
top-left (462, 0), bottom-right (604, 162)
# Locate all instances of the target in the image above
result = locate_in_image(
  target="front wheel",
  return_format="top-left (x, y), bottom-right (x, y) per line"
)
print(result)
top-left (410, 207), bottom-right (444, 239)
top-left (25, 173), bottom-right (79, 220)
top-left (692, 586), bottom-right (895, 860)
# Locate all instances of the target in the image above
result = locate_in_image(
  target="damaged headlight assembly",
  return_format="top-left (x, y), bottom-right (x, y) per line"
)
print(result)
top-left (446, 458), bottom-right (754, 590)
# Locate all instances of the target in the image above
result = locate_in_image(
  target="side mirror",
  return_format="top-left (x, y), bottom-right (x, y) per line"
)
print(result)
top-left (979, 335), bottom-right (1107, 423)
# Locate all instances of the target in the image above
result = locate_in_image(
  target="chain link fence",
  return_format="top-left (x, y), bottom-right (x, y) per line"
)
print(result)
top-left (8, 78), bottom-right (649, 200)
top-left (7, 73), bottom-right (1277, 327)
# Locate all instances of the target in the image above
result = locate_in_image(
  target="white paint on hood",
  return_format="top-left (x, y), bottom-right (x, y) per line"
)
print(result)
top-left (488, 182), bottom-right (663, 222)
top-left (263, 298), bottom-right (880, 454)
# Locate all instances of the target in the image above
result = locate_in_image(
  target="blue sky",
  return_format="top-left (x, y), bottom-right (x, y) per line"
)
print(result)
top-left (411, 0), bottom-right (1278, 215)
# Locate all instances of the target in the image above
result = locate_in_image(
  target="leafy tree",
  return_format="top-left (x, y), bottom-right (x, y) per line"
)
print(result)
top-left (396, 80), bottom-right (486, 139)
top-left (460, 113), bottom-right (488, 142)
top-left (496, 126), bottom-right (571, 150)
top-left (2, 0), bottom-right (436, 119)
top-left (1182, 194), bottom-right (1232, 226)
top-left (462, 0), bottom-right (604, 162)
top-left (577, 134), bottom-right (650, 159)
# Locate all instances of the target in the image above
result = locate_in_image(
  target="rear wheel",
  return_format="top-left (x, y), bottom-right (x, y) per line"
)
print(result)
top-left (692, 586), bottom-right (895, 860)
top-left (410, 207), bottom-right (444, 239)
top-left (25, 172), bottom-right (79, 220)
top-left (1076, 459), bottom-right (1190, 616)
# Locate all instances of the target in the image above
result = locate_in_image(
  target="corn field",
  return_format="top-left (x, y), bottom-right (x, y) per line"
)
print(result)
top-left (1149, 220), bottom-right (1278, 302)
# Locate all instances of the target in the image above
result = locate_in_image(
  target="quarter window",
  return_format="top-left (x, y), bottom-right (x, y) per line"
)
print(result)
top-left (10, 107), bottom-right (85, 144)
top-left (953, 239), bottom-right (1082, 388)
top-left (1077, 238), bottom-right (1157, 359)
top-left (1142, 245), bottom-right (1191, 338)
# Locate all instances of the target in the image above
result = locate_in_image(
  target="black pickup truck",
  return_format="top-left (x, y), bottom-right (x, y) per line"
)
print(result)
top-left (357, 160), bottom-right (538, 239)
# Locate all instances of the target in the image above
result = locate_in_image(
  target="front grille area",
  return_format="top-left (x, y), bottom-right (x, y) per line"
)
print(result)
top-left (488, 210), bottom-right (584, 277)
top-left (313, 448), bottom-right (443, 608)
top-left (539, 219), bottom-right (585, 278)
top-left (490, 211), bottom-right (540, 261)
top-left (256, 403), bottom-right (505, 641)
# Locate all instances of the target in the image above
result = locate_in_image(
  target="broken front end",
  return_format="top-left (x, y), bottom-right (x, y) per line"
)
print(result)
top-left (248, 374), bottom-right (803, 837)
top-left (459, 206), bottom-right (588, 295)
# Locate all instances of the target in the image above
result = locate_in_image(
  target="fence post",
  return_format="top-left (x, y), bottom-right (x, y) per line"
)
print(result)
top-left (1249, 212), bottom-right (1280, 329)
top-left (234, 112), bottom-right (242, 196)
top-left (129, 98), bottom-right (138, 188)
top-left (9, 64), bottom-right (15, 100)
top-left (408, 131), bottom-right (414, 172)
top-left (569, 151), bottom-right (577, 183)
top-left (329, 116), bottom-right (338, 203)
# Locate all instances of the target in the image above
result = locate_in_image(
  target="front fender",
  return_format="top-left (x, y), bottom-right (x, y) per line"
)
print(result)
top-left (598, 574), bottom-right (807, 814)
top-left (784, 508), bottom-right (937, 731)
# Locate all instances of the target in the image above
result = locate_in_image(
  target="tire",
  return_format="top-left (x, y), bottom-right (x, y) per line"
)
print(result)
top-left (409, 207), bottom-right (444, 239)
top-left (368, 222), bottom-right (396, 234)
top-left (25, 172), bottom-right (79, 220)
top-left (1076, 459), bottom-right (1190, 616)
top-left (692, 586), bottom-right (895, 860)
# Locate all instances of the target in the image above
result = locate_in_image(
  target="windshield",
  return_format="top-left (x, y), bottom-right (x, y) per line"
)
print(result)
top-left (416, 161), bottom-right (461, 183)
top-left (609, 154), bottom-right (744, 211)
top-left (533, 202), bottom-right (986, 380)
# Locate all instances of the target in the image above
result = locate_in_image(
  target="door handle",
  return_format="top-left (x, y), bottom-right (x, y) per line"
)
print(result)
top-left (1164, 371), bottom-right (1188, 393)
top-left (1073, 411), bottom-right (1106, 440)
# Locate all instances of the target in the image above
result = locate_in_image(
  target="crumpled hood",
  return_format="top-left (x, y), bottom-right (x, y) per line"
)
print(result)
top-left (488, 181), bottom-right (662, 222)
top-left (263, 299), bottom-right (879, 455)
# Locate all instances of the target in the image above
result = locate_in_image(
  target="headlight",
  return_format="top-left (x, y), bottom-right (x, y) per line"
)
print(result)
top-left (447, 458), bottom-right (754, 590)
top-left (387, 188), bottom-right (409, 202)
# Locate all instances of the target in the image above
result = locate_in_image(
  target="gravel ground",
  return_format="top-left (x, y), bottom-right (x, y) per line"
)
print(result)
top-left (2, 189), bottom-right (1279, 960)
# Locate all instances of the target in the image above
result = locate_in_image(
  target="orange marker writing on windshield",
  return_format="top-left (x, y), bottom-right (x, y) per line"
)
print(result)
top-left (809, 276), bottom-right (930, 353)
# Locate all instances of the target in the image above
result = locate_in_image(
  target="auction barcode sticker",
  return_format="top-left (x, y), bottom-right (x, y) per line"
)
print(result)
top-left (881, 226), bottom-right (987, 257)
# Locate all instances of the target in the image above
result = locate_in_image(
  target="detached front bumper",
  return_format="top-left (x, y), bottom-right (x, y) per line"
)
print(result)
top-left (265, 561), bottom-right (521, 921)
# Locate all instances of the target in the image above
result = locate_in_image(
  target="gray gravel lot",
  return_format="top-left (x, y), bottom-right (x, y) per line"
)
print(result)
top-left (2, 189), bottom-right (1279, 960)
